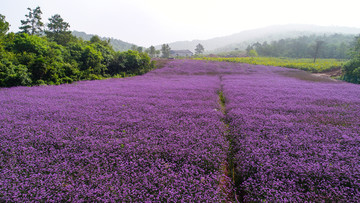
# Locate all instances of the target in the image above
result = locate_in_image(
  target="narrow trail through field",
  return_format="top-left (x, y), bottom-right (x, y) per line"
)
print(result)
top-left (217, 75), bottom-right (240, 202)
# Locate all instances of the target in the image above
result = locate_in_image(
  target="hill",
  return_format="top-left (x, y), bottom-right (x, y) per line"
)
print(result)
top-left (72, 31), bottom-right (135, 52)
top-left (160, 24), bottom-right (360, 53)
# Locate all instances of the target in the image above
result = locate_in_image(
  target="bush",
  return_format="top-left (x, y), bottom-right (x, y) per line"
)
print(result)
top-left (342, 36), bottom-right (360, 84)
top-left (60, 76), bottom-right (73, 84)
top-left (35, 79), bottom-right (46, 85)
top-left (248, 49), bottom-right (258, 57)
top-left (10, 33), bottom-right (48, 55)
top-left (0, 61), bottom-right (32, 87)
top-left (88, 73), bottom-right (101, 80)
top-left (342, 59), bottom-right (360, 84)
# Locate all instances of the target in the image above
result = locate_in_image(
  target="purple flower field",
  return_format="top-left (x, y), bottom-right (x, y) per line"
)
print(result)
top-left (0, 63), bottom-right (230, 201)
top-left (222, 66), bottom-right (360, 201)
top-left (1, 59), bottom-right (359, 202)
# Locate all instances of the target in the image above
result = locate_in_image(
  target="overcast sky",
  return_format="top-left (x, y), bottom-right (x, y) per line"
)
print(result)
top-left (1, 0), bottom-right (359, 47)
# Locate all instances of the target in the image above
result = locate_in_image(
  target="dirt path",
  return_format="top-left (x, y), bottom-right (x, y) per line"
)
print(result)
top-left (312, 67), bottom-right (342, 81)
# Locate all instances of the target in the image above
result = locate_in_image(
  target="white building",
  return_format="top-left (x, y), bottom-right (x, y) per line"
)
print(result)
top-left (170, 50), bottom-right (193, 57)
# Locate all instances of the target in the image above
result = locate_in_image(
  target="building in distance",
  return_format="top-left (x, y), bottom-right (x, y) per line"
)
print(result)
top-left (170, 50), bottom-right (193, 57)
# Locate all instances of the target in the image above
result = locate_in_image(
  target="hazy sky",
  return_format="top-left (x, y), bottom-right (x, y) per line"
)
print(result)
top-left (1, 0), bottom-right (359, 47)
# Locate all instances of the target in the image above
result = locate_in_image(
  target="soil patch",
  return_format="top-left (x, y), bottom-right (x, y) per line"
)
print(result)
top-left (276, 69), bottom-right (341, 83)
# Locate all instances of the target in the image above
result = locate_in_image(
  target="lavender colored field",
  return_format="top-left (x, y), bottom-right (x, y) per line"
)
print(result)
top-left (1, 59), bottom-right (359, 202)
top-left (222, 66), bottom-right (360, 201)
top-left (0, 65), bottom-right (230, 201)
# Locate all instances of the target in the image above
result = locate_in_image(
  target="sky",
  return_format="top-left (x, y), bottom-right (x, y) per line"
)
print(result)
top-left (1, 0), bottom-right (359, 47)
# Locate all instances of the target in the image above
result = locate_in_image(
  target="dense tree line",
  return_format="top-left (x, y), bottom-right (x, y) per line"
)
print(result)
top-left (247, 34), bottom-right (354, 59)
top-left (0, 8), bottom-right (154, 87)
top-left (342, 35), bottom-right (360, 83)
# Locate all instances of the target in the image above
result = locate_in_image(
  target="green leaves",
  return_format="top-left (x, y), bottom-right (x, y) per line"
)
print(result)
top-left (161, 44), bottom-right (171, 58)
top-left (342, 35), bottom-right (360, 84)
top-left (11, 33), bottom-right (48, 55)
top-left (0, 11), bottom-right (155, 87)
top-left (195, 43), bottom-right (204, 55)
top-left (0, 14), bottom-right (9, 38)
top-left (0, 62), bottom-right (32, 87)
top-left (47, 14), bottom-right (70, 33)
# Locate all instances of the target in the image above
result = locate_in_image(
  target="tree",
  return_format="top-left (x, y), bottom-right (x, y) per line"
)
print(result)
top-left (90, 35), bottom-right (101, 44)
top-left (46, 14), bottom-right (73, 46)
top-left (137, 47), bottom-right (143, 53)
top-left (131, 45), bottom-right (137, 51)
top-left (47, 14), bottom-right (70, 33)
top-left (19, 7), bottom-right (44, 35)
top-left (29, 57), bottom-right (47, 81)
top-left (0, 14), bottom-right (9, 37)
top-left (80, 45), bottom-right (104, 75)
top-left (148, 45), bottom-right (156, 58)
top-left (245, 45), bottom-right (253, 53)
top-left (313, 40), bottom-right (324, 63)
top-left (12, 33), bottom-right (48, 55)
top-left (195, 43), bottom-right (204, 55)
top-left (161, 44), bottom-right (170, 58)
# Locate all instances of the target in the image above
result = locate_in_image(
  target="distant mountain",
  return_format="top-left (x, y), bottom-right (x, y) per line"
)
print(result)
top-left (161, 24), bottom-right (360, 53)
top-left (72, 31), bottom-right (135, 52)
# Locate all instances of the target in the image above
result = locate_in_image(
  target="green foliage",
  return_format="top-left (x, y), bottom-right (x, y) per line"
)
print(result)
top-left (0, 14), bottom-right (9, 38)
top-left (248, 49), bottom-right (258, 57)
top-left (46, 14), bottom-right (74, 46)
top-left (122, 50), bottom-right (142, 71)
top-left (137, 47), bottom-right (143, 53)
top-left (195, 57), bottom-right (344, 73)
top-left (0, 10), bottom-right (157, 88)
top-left (47, 14), bottom-right (70, 33)
top-left (342, 35), bottom-right (360, 84)
top-left (107, 52), bottom-right (126, 75)
top-left (90, 35), bottom-right (102, 44)
top-left (0, 12), bottom-right (156, 88)
top-left (91, 39), bottom-right (114, 66)
top-left (80, 45), bottom-right (104, 73)
top-left (147, 45), bottom-right (156, 58)
top-left (106, 50), bottom-right (154, 75)
top-left (11, 33), bottom-right (49, 55)
top-left (161, 44), bottom-right (171, 58)
top-left (195, 43), bottom-right (204, 55)
top-left (29, 56), bottom-right (47, 81)
top-left (342, 59), bottom-right (360, 83)
top-left (218, 91), bottom-right (225, 107)
top-left (251, 34), bottom-right (353, 59)
top-left (0, 61), bottom-right (32, 87)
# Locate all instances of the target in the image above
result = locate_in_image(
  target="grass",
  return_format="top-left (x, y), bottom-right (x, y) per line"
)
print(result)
top-left (194, 57), bottom-right (346, 73)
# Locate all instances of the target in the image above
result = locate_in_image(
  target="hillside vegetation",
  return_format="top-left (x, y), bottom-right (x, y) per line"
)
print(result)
top-left (248, 34), bottom-right (354, 59)
top-left (0, 12), bottom-right (154, 88)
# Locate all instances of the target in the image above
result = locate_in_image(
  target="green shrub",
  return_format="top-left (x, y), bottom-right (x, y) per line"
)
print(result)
top-left (342, 59), bottom-right (360, 84)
